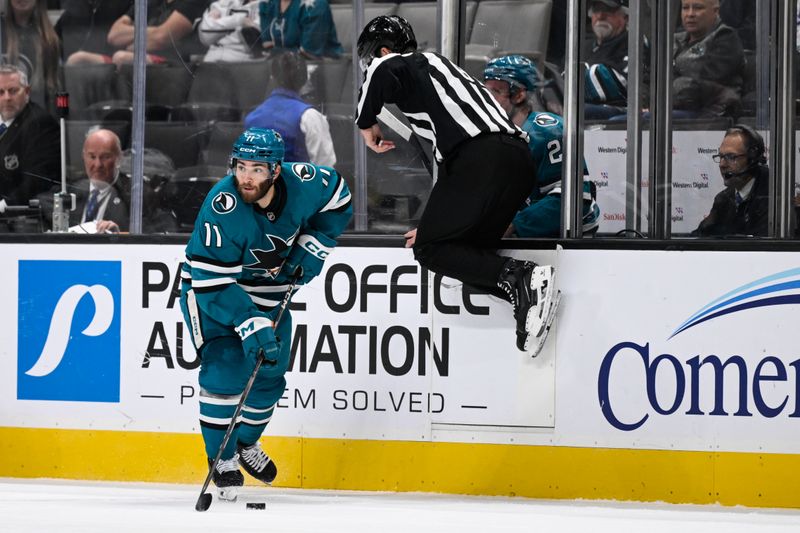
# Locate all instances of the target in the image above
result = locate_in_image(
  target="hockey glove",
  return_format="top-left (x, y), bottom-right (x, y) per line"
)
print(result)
top-left (280, 231), bottom-right (336, 285)
top-left (236, 315), bottom-right (280, 366)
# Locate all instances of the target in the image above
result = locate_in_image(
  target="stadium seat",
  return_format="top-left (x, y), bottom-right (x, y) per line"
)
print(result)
top-left (171, 62), bottom-right (241, 122)
top-left (144, 122), bottom-right (212, 169)
top-left (467, 0), bottom-right (552, 59)
top-left (160, 165), bottom-right (226, 231)
top-left (63, 64), bottom-right (118, 116)
top-left (306, 58), bottom-right (351, 106)
top-left (203, 121), bottom-right (245, 167)
top-left (225, 60), bottom-right (274, 114)
top-left (325, 105), bottom-right (356, 181)
top-left (394, 1), bottom-right (476, 51)
top-left (330, 3), bottom-right (398, 50)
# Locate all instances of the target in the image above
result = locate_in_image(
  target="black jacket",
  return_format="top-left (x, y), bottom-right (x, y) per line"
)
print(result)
top-left (0, 101), bottom-right (61, 206)
top-left (693, 165), bottom-right (768, 237)
top-left (673, 21), bottom-right (745, 117)
top-left (38, 172), bottom-right (178, 233)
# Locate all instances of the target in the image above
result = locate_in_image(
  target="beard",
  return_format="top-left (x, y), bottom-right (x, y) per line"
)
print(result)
top-left (236, 176), bottom-right (273, 204)
top-left (593, 21), bottom-right (614, 41)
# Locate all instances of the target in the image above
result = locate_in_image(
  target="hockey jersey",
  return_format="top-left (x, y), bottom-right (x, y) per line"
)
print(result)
top-left (180, 162), bottom-right (352, 349)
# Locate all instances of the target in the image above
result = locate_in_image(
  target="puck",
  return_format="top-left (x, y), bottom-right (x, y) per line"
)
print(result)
top-left (246, 502), bottom-right (266, 510)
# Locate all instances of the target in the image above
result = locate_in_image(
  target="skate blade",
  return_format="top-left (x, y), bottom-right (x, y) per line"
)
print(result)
top-left (527, 291), bottom-right (561, 357)
top-left (217, 486), bottom-right (240, 502)
top-left (526, 267), bottom-right (555, 338)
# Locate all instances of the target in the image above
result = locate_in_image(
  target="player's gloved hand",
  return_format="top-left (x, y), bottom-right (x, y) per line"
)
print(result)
top-left (280, 230), bottom-right (336, 285)
top-left (236, 315), bottom-right (280, 365)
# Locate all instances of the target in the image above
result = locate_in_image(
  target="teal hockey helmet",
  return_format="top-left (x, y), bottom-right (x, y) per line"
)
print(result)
top-left (230, 128), bottom-right (284, 170)
top-left (483, 55), bottom-right (541, 93)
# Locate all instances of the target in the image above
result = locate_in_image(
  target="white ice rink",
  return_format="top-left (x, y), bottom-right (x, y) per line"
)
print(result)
top-left (2, 479), bottom-right (800, 533)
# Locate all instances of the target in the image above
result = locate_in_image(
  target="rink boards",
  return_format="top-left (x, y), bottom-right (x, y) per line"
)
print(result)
top-left (1, 243), bottom-right (799, 508)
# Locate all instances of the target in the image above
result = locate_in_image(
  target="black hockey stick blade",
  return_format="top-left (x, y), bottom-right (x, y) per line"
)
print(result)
top-left (193, 271), bottom-right (300, 511)
top-left (196, 492), bottom-right (213, 512)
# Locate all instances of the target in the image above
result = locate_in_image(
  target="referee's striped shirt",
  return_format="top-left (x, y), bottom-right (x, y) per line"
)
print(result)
top-left (356, 51), bottom-right (529, 163)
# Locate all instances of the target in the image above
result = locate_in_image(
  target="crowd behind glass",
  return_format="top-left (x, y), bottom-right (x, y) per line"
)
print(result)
top-left (0, 0), bottom-right (790, 238)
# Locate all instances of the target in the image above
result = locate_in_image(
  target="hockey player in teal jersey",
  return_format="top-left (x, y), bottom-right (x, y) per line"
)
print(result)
top-left (484, 55), bottom-right (601, 237)
top-left (180, 127), bottom-right (352, 501)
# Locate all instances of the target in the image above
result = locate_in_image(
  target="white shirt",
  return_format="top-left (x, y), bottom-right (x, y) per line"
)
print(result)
top-left (300, 108), bottom-right (337, 167)
top-left (737, 176), bottom-right (755, 202)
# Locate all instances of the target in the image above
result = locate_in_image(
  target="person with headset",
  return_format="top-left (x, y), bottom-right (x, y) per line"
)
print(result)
top-left (692, 124), bottom-right (768, 237)
top-left (179, 127), bottom-right (352, 501)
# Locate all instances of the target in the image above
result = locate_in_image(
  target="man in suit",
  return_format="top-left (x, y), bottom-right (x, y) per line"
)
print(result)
top-left (39, 128), bottom-right (177, 233)
top-left (0, 64), bottom-right (60, 211)
top-left (71, 128), bottom-right (131, 232)
top-left (693, 124), bottom-right (768, 237)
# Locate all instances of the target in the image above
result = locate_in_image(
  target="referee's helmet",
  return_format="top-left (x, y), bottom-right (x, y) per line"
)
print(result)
top-left (484, 55), bottom-right (541, 94)
top-left (357, 15), bottom-right (417, 70)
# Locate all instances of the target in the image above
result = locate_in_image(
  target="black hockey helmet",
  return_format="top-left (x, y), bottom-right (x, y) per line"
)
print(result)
top-left (357, 15), bottom-right (417, 69)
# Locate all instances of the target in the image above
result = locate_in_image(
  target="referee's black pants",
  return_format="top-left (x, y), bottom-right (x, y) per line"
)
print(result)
top-left (413, 133), bottom-right (536, 294)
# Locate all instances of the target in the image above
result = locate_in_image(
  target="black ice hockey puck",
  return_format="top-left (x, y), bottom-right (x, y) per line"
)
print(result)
top-left (246, 502), bottom-right (266, 510)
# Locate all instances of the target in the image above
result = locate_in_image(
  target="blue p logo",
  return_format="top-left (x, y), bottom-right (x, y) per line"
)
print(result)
top-left (17, 260), bottom-right (121, 402)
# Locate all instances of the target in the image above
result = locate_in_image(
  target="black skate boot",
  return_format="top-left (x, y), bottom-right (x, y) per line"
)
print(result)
top-left (238, 441), bottom-right (278, 484)
top-left (210, 454), bottom-right (244, 502)
top-left (496, 259), bottom-right (555, 351)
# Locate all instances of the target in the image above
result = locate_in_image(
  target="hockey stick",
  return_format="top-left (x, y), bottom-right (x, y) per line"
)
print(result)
top-left (376, 107), bottom-right (434, 176)
top-left (195, 271), bottom-right (300, 512)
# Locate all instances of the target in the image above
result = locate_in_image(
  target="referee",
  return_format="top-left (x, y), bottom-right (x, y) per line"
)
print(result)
top-left (355, 15), bottom-right (557, 352)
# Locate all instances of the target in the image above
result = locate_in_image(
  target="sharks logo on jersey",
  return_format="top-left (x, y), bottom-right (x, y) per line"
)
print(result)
top-left (534, 114), bottom-right (559, 127)
top-left (212, 191), bottom-right (237, 214)
top-left (292, 163), bottom-right (316, 181)
top-left (243, 234), bottom-right (292, 278)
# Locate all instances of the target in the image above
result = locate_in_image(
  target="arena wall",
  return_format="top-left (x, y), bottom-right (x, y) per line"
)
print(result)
top-left (1, 243), bottom-right (798, 508)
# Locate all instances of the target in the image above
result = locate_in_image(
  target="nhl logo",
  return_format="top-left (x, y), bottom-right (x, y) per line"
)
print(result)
top-left (4, 154), bottom-right (19, 170)
top-left (292, 163), bottom-right (315, 181)
top-left (212, 191), bottom-right (237, 214)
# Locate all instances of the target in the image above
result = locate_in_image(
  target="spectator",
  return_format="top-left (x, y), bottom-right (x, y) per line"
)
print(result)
top-left (1, 0), bottom-right (61, 111)
top-left (673, 0), bottom-right (744, 118)
top-left (106, 0), bottom-right (208, 66)
top-left (583, 0), bottom-right (633, 120)
top-left (198, 0), bottom-right (263, 62)
top-left (244, 51), bottom-right (336, 166)
top-left (56, 0), bottom-right (133, 65)
top-left (258, 0), bottom-right (342, 59)
top-left (38, 128), bottom-right (176, 233)
top-left (484, 55), bottom-right (600, 238)
top-left (692, 124), bottom-right (767, 237)
top-left (0, 64), bottom-right (59, 211)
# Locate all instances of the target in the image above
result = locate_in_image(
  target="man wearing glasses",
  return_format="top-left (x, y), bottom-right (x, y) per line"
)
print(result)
top-left (692, 124), bottom-right (768, 237)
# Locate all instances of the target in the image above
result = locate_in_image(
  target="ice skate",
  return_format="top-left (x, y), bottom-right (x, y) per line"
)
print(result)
top-left (497, 260), bottom-right (556, 351)
top-left (210, 454), bottom-right (244, 501)
top-left (238, 441), bottom-right (278, 484)
top-left (529, 290), bottom-right (561, 358)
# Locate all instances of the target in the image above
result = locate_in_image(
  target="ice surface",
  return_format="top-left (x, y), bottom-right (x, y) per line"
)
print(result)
top-left (2, 478), bottom-right (800, 533)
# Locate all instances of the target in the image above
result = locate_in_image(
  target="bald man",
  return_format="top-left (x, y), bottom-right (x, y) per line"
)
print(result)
top-left (72, 129), bottom-right (131, 232)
